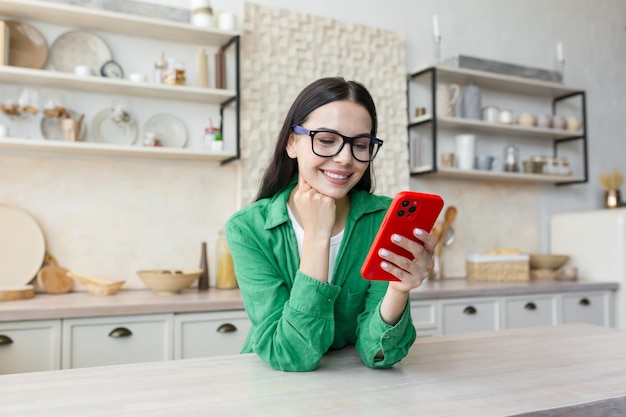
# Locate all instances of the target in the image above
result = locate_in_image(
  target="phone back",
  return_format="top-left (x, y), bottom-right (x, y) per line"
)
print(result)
top-left (361, 191), bottom-right (444, 281)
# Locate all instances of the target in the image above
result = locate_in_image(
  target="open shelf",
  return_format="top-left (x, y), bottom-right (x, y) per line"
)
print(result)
top-left (0, 0), bottom-right (238, 45)
top-left (0, 67), bottom-right (236, 104)
top-left (408, 114), bottom-right (582, 140)
top-left (409, 65), bottom-right (583, 97)
top-left (0, 137), bottom-right (235, 162)
top-left (410, 165), bottom-right (583, 184)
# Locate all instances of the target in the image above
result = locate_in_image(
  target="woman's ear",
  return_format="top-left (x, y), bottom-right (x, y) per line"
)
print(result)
top-left (286, 134), bottom-right (297, 159)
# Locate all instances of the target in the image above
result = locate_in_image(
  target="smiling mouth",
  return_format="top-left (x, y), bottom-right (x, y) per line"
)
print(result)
top-left (323, 170), bottom-right (350, 180)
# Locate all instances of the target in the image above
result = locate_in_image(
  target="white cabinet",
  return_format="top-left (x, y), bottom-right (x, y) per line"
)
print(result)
top-left (561, 291), bottom-right (613, 327)
top-left (174, 310), bottom-right (251, 359)
top-left (61, 314), bottom-right (173, 369)
top-left (410, 300), bottom-right (439, 338)
top-left (440, 297), bottom-right (499, 335)
top-left (503, 294), bottom-right (557, 329)
top-left (0, 320), bottom-right (61, 374)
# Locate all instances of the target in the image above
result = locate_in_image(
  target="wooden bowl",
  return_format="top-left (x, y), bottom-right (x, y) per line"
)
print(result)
top-left (529, 254), bottom-right (570, 270)
top-left (68, 272), bottom-right (125, 296)
top-left (136, 269), bottom-right (202, 295)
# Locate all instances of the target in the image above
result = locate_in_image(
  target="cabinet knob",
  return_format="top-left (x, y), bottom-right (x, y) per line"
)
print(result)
top-left (0, 335), bottom-right (13, 346)
top-left (579, 298), bottom-right (591, 306)
top-left (217, 323), bottom-right (237, 333)
top-left (524, 302), bottom-right (537, 311)
top-left (108, 327), bottom-right (133, 338)
top-left (463, 306), bottom-right (477, 315)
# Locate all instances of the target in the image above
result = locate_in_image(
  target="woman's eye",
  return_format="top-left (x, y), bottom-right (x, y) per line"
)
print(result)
top-left (353, 139), bottom-right (370, 150)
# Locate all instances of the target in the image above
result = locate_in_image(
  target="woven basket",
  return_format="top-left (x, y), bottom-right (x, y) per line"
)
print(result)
top-left (466, 254), bottom-right (530, 282)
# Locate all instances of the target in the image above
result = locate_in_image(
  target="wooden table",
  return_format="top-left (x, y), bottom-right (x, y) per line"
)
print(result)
top-left (1, 324), bottom-right (625, 417)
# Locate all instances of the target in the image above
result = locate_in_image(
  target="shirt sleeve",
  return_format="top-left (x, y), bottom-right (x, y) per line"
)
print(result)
top-left (355, 282), bottom-right (417, 368)
top-left (226, 218), bottom-right (341, 372)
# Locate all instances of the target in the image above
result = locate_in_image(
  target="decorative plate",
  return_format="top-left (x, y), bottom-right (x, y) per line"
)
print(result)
top-left (143, 113), bottom-right (188, 148)
top-left (50, 30), bottom-right (112, 74)
top-left (0, 206), bottom-right (46, 287)
top-left (5, 20), bottom-right (48, 69)
top-left (91, 108), bottom-right (138, 146)
top-left (41, 109), bottom-right (87, 141)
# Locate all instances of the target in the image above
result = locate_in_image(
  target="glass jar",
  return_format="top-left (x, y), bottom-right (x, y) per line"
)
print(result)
top-left (503, 143), bottom-right (520, 172)
top-left (203, 126), bottom-right (223, 151)
top-left (216, 230), bottom-right (237, 289)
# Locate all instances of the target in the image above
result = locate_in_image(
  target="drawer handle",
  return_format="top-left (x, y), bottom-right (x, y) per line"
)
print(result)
top-left (463, 306), bottom-right (477, 315)
top-left (108, 327), bottom-right (133, 338)
top-left (524, 302), bottom-right (537, 311)
top-left (217, 323), bottom-right (237, 333)
top-left (0, 335), bottom-right (13, 346)
top-left (579, 298), bottom-right (591, 306)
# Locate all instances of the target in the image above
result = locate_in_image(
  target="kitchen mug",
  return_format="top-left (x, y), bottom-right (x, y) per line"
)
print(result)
top-left (517, 112), bottom-right (535, 127)
top-left (498, 109), bottom-right (514, 125)
top-left (481, 106), bottom-right (499, 123)
top-left (74, 65), bottom-right (93, 76)
top-left (566, 116), bottom-right (581, 132)
top-left (436, 83), bottom-right (461, 117)
top-left (475, 155), bottom-right (496, 171)
top-left (536, 114), bottom-right (552, 129)
top-left (455, 134), bottom-right (476, 170)
top-left (218, 12), bottom-right (237, 31)
top-left (552, 115), bottom-right (566, 130)
top-left (441, 152), bottom-right (454, 167)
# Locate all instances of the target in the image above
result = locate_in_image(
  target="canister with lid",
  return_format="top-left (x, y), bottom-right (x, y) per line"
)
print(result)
top-left (190, 0), bottom-right (214, 28)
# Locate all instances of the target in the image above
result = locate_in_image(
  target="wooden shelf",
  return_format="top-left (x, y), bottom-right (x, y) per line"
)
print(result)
top-left (0, 67), bottom-right (236, 104)
top-left (409, 65), bottom-right (583, 97)
top-left (410, 166), bottom-right (583, 184)
top-left (408, 114), bottom-right (583, 140)
top-left (0, 0), bottom-right (238, 45)
top-left (0, 137), bottom-right (235, 162)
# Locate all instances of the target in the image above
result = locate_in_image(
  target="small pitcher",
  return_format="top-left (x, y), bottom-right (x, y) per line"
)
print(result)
top-left (435, 83), bottom-right (460, 117)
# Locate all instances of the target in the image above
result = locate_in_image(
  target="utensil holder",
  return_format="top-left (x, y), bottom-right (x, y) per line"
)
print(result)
top-left (605, 189), bottom-right (622, 209)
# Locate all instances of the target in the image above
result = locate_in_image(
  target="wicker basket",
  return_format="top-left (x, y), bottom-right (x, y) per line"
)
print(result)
top-left (466, 254), bottom-right (530, 282)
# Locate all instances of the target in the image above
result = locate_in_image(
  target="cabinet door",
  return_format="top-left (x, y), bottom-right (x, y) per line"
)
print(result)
top-left (441, 298), bottom-right (499, 335)
top-left (410, 300), bottom-right (440, 338)
top-left (0, 320), bottom-right (61, 374)
top-left (561, 292), bottom-right (611, 327)
top-left (62, 314), bottom-right (173, 369)
top-left (503, 295), bottom-right (557, 329)
top-left (174, 310), bottom-right (251, 359)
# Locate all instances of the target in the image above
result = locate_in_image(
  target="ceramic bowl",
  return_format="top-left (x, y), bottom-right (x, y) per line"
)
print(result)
top-left (136, 269), bottom-right (202, 295)
top-left (68, 272), bottom-right (125, 296)
top-left (529, 254), bottom-right (570, 270)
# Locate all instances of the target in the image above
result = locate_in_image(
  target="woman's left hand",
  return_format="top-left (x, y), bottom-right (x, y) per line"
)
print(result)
top-left (379, 228), bottom-right (437, 293)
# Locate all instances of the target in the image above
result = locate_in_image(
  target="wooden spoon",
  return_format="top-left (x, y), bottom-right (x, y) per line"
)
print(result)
top-left (37, 252), bottom-right (73, 294)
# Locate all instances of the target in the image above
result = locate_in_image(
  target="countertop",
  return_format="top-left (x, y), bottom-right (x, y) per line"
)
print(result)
top-left (1, 324), bottom-right (625, 417)
top-left (1, 279), bottom-right (618, 322)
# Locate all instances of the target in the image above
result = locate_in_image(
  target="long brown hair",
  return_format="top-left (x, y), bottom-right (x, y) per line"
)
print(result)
top-left (255, 77), bottom-right (378, 201)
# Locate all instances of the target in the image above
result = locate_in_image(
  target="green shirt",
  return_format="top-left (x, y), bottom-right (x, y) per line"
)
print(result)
top-left (225, 183), bottom-right (416, 371)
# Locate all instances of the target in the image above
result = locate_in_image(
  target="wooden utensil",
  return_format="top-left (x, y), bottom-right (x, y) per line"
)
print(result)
top-left (0, 285), bottom-right (35, 301)
top-left (433, 206), bottom-right (458, 279)
top-left (37, 252), bottom-right (73, 294)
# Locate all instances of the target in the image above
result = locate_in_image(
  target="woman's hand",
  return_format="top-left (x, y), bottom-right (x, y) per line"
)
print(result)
top-left (379, 228), bottom-right (437, 293)
top-left (292, 176), bottom-right (336, 238)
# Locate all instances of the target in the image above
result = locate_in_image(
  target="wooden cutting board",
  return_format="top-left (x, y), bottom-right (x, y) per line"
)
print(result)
top-left (0, 285), bottom-right (35, 301)
top-left (37, 252), bottom-right (73, 294)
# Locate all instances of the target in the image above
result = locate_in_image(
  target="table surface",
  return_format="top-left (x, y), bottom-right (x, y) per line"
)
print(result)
top-left (1, 324), bottom-right (625, 417)
top-left (1, 279), bottom-right (617, 322)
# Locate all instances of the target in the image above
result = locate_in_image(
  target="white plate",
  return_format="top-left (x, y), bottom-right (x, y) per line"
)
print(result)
top-left (0, 206), bottom-right (46, 287)
top-left (91, 108), bottom-right (138, 146)
top-left (143, 113), bottom-right (188, 148)
top-left (41, 109), bottom-right (87, 141)
top-left (50, 30), bottom-right (112, 74)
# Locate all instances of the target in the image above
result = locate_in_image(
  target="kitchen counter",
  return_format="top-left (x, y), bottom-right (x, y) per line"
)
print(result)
top-left (1, 279), bottom-right (618, 322)
top-left (1, 323), bottom-right (625, 417)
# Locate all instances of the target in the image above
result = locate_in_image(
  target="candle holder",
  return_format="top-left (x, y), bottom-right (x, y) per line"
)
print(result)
top-left (433, 35), bottom-right (442, 65)
top-left (557, 58), bottom-right (565, 82)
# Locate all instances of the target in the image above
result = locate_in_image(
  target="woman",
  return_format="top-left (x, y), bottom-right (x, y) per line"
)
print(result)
top-left (226, 77), bottom-right (436, 372)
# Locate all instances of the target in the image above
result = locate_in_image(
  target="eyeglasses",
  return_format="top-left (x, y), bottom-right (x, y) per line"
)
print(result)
top-left (292, 125), bottom-right (383, 162)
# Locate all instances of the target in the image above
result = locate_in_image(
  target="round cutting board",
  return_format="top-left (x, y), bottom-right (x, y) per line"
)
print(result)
top-left (0, 206), bottom-right (46, 286)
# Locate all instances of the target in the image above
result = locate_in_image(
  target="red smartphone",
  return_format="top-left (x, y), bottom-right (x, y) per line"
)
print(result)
top-left (361, 191), bottom-right (444, 281)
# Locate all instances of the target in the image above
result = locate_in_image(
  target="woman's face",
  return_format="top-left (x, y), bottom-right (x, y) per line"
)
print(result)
top-left (286, 100), bottom-right (372, 201)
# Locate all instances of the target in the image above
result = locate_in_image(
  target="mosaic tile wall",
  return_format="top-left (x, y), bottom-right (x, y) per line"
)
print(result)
top-left (238, 3), bottom-right (410, 205)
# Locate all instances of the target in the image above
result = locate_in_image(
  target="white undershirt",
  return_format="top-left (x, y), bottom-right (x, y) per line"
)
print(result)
top-left (287, 204), bottom-right (344, 283)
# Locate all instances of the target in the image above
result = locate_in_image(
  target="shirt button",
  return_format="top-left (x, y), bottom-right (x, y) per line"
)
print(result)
top-left (327, 298), bottom-right (332, 303)
top-left (384, 335), bottom-right (390, 339)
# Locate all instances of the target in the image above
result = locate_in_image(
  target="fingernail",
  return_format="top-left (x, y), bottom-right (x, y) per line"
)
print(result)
top-left (381, 261), bottom-right (389, 269)
top-left (414, 228), bottom-right (424, 236)
top-left (379, 249), bottom-right (389, 257)
top-left (392, 234), bottom-right (402, 242)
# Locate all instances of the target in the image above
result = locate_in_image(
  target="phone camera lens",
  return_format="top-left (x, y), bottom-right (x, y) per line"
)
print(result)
top-left (408, 206), bottom-right (416, 213)
top-left (401, 200), bottom-right (410, 208)
top-left (396, 209), bottom-right (405, 217)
